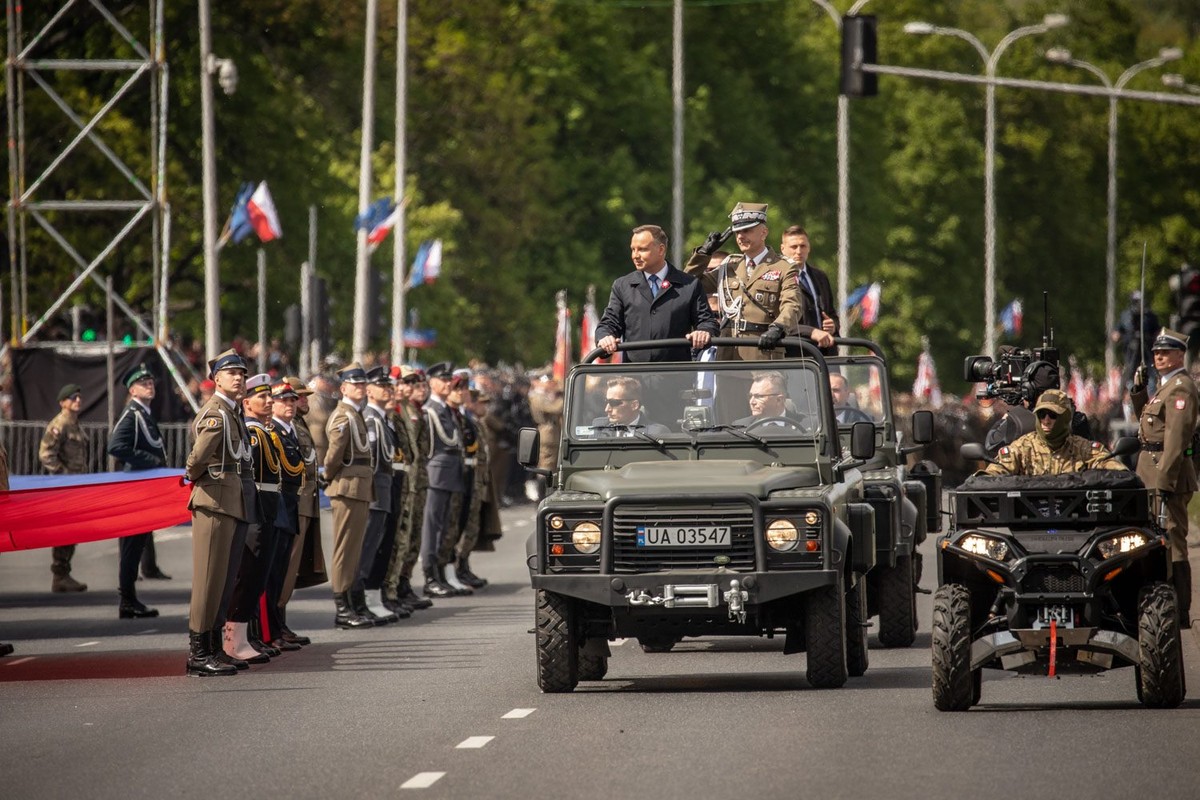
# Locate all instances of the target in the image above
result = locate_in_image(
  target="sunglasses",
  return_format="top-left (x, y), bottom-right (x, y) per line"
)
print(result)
top-left (604, 398), bottom-right (630, 407)
top-left (1035, 409), bottom-right (1060, 420)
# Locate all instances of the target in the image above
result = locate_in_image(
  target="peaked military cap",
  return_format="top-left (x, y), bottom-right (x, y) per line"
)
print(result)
top-left (271, 379), bottom-right (299, 399)
top-left (1152, 327), bottom-right (1188, 352)
top-left (425, 361), bottom-right (454, 380)
top-left (365, 365), bottom-right (393, 386)
top-left (123, 362), bottom-right (155, 388)
top-left (245, 373), bottom-right (273, 396)
top-left (729, 202), bottom-right (768, 231)
top-left (1034, 388), bottom-right (1070, 416)
top-left (398, 365), bottom-right (421, 384)
top-left (336, 361), bottom-right (369, 383)
top-left (283, 376), bottom-right (312, 396)
top-left (57, 383), bottom-right (82, 402)
top-left (208, 349), bottom-right (248, 377)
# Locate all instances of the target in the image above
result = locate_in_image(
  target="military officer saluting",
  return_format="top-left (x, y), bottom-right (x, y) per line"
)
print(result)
top-left (324, 362), bottom-right (376, 629)
top-left (984, 389), bottom-right (1125, 476)
top-left (1132, 328), bottom-right (1199, 628)
top-left (685, 202), bottom-right (803, 361)
top-left (183, 349), bottom-right (251, 677)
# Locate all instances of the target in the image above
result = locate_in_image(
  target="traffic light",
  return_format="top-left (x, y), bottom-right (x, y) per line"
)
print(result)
top-left (840, 15), bottom-right (878, 98)
top-left (1176, 267), bottom-right (1200, 341)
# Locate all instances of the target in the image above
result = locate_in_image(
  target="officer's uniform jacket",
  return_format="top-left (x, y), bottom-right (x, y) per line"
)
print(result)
top-left (39, 411), bottom-right (87, 474)
top-left (108, 398), bottom-right (166, 471)
top-left (323, 398), bottom-right (374, 502)
top-left (292, 415), bottom-right (321, 519)
top-left (1132, 369), bottom-right (1200, 492)
top-left (185, 393), bottom-right (249, 520)
top-left (246, 416), bottom-right (286, 541)
top-left (685, 247), bottom-right (803, 362)
top-left (267, 417), bottom-right (304, 535)
top-left (983, 432), bottom-right (1126, 477)
top-left (425, 395), bottom-right (465, 493)
top-left (396, 399), bottom-right (430, 491)
top-left (364, 401), bottom-right (397, 513)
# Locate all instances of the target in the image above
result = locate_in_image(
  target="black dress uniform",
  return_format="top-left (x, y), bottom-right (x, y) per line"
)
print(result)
top-left (353, 366), bottom-right (401, 624)
top-left (420, 362), bottom-right (465, 598)
top-left (262, 381), bottom-right (306, 649)
top-left (106, 363), bottom-right (165, 619)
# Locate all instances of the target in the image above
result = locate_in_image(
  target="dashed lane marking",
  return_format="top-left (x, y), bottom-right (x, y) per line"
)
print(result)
top-left (76, 641), bottom-right (100, 647)
top-left (401, 772), bottom-right (446, 789)
top-left (502, 708), bottom-right (536, 719)
top-left (136, 628), bottom-right (159, 635)
top-left (3, 657), bottom-right (34, 666)
top-left (456, 736), bottom-right (494, 749)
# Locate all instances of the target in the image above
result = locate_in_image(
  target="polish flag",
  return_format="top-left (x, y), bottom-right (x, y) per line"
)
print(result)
top-left (247, 182), bottom-right (282, 242)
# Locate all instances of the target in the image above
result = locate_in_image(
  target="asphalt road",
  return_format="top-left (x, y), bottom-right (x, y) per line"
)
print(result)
top-left (2, 505), bottom-right (1200, 800)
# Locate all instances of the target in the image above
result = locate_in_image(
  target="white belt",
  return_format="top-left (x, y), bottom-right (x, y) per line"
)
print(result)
top-left (392, 462), bottom-right (411, 473)
top-left (255, 482), bottom-right (281, 493)
top-left (463, 457), bottom-right (478, 467)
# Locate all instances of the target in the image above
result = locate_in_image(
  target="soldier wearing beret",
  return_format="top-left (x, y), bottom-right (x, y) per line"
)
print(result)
top-left (983, 389), bottom-right (1125, 477)
top-left (383, 367), bottom-right (434, 613)
top-left (39, 383), bottom-right (88, 593)
top-left (324, 362), bottom-right (376, 628)
top-left (1132, 328), bottom-right (1199, 628)
top-left (352, 366), bottom-right (402, 624)
top-left (106, 363), bottom-right (165, 619)
top-left (183, 349), bottom-right (252, 676)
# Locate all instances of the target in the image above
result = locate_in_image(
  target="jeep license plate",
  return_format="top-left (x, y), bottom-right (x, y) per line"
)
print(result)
top-left (1035, 605), bottom-right (1075, 629)
top-left (636, 525), bottom-right (731, 547)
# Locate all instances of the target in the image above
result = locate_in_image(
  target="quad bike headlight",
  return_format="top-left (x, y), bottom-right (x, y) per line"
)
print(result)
top-left (571, 521), bottom-right (602, 554)
top-left (959, 533), bottom-right (1009, 561)
top-left (766, 518), bottom-right (800, 552)
top-left (1097, 531), bottom-right (1149, 559)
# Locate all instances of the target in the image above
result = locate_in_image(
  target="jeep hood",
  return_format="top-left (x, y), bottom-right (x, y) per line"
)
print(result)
top-left (565, 459), bottom-right (823, 499)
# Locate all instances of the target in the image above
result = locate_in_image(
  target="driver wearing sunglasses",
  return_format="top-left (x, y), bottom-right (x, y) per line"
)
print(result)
top-left (983, 389), bottom-right (1126, 477)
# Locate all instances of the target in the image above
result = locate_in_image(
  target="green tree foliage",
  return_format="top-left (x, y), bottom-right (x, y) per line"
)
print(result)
top-left (4, 0), bottom-right (1198, 390)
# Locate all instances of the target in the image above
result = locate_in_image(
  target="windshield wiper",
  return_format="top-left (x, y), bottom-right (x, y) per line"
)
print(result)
top-left (591, 423), bottom-right (664, 446)
top-left (688, 423), bottom-right (768, 446)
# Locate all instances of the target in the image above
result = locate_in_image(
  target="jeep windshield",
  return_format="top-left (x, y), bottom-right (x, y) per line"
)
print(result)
top-left (565, 361), bottom-right (831, 443)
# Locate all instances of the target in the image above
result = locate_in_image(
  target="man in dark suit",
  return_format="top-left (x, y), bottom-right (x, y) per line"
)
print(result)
top-left (589, 376), bottom-right (672, 438)
top-left (419, 362), bottom-right (466, 598)
top-left (830, 373), bottom-right (873, 425)
top-left (596, 224), bottom-right (718, 362)
top-left (780, 225), bottom-right (838, 355)
top-left (733, 371), bottom-right (809, 431)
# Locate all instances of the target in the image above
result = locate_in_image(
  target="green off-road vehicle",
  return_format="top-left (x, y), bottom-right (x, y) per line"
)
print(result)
top-left (520, 336), bottom-right (917, 692)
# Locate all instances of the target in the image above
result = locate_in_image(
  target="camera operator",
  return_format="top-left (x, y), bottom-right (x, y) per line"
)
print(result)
top-left (975, 348), bottom-right (1091, 458)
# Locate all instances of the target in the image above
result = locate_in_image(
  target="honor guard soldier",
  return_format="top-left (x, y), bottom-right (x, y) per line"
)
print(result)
top-left (261, 379), bottom-right (308, 650)
top-left (384, 367), bottom-right (434, 612)
top-left (223, 373), bottom-right (283, 665)
top-left (324, 362), bottom-right (376, 629)
top-left (40, 383), bottom-right (89, 593)
top-left (438, 372), bottom-right (476, 594)
top-left (420, 362), bottom-right (466, 598)
top-left (184, 349), bottom-right (252, 677)
top-left (353, 366), bottom-right (402, 624)
top-left (685, 202), bottom-right (803, 361)
top-left (456, 388), bottom-right (494, 587)
top-left (106, 363), bottom-right (165, 619)
top-left (275, 377), bottom-right (327, 645)
top-left (1132, 328), bottom-right (1199, 628)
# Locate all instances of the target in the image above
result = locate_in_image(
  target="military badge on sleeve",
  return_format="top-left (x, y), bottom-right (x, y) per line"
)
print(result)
top-left (205, 418), bottom-right (218, 429)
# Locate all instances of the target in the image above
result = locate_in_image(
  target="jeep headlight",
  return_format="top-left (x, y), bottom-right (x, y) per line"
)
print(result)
top-left (571, 521), bottom-right (601, 554)
top-left (1097, 531), bottom-right (1149, 559)
top-left (959, 533), bottom-right (1009, 561)
top-left (766, 519), bottom-right (800, 552)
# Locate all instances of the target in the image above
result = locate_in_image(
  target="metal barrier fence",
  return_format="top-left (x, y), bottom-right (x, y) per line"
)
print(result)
top-left (1, 421), bottom-right (192, 476)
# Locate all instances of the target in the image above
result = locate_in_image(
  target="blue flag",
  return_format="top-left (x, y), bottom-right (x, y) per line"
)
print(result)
top-left (225, 182), bottom-right (256, 244)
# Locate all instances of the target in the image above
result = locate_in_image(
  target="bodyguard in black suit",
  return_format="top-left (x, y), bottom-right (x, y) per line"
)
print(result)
top-left (596, 224), bottom-right (718, 362)
top-left (106, 363), bottom-right (164, 619)
top-left (780, 225), bottom-right (839, 355)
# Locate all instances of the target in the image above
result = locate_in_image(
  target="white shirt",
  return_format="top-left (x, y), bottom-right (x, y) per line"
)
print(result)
top-left (271, 416), bottom-right (294, 436)
top-left (744, 248), bottom-right (769, 274)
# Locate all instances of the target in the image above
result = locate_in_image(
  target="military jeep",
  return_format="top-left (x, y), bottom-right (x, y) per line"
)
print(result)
top-left (519, 337), bottom-right (880, 693)
top-left (826, 338), bottom-right (941, 648)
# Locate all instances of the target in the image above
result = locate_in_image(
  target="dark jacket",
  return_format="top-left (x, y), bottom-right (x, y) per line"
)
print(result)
top-left (794, 261), bottom-right (840, 356)
top-left (425, 396), bottom-right (466, 492)
top-left (107, 399), bottom-right (166, 471)
top-left (595, 264), bottom-right (719, 362)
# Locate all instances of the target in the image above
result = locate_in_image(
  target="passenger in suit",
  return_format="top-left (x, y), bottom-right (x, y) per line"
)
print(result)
top-left (590, 376), bottom-right (672, 438)
top-left (780, 225), bottom-right (838, 355)
top-left (419, 362), bottom-right (466, 598)
top-left (733, 371), bottom-right (809, 431)
top-left (830, 373), bottom-right (873, 425)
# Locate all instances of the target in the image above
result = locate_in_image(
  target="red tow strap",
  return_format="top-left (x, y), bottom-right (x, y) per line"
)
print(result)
top-left (1048, 619), bottom-right (1057, 677)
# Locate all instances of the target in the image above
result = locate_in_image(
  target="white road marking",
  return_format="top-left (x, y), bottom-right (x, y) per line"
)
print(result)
top-left (456, 736), bottom-right (494, 749)
top-left (3, 657), bottom-right (34, 666)
top-left (401, 772), bottom-right (446, 789)
top-left (502, 708), bottom-right (536, 719)
top-left (135, 628), bottom-right (159, 635)
top-left (76, 641), bottom-right (100, 647)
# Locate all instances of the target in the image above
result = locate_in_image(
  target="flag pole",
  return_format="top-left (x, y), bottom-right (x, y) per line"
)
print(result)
top-left (257, 248), bottom-right (267, 372)
top-left (352, 0), bottom-right (379, 363)
top-left (391, 0), bottom-right (408, 367)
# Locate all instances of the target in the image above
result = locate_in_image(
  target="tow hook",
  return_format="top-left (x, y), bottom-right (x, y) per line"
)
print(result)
top-left (724, 579), bottom-right (749, 624)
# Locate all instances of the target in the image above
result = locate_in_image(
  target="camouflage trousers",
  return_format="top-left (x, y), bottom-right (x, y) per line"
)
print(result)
top-left (384, 480), bottom-right (427, 597)
top-left (51, 545), bottom-right (76, 576)
top-left (437, 470), bottom-right (482, 566)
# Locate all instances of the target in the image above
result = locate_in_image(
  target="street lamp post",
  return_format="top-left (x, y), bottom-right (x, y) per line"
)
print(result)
top-left (810, 0), bottom-right (871, 319)
top-left (1163, 73), bottom-right (1200, 95)
top-left (905, 14), bottom-right (1069, 357)
top-left (1045, 47), bottom-right (1182, 376)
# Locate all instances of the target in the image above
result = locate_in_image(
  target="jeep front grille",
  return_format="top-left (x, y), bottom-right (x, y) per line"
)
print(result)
top-left (611, 504), bottom-right (756, 573)
top-left (1022, 566), bottom-right (1087, 594)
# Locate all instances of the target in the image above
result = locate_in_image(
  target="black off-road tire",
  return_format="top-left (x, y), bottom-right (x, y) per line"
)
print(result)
top-left (931, 583), bottom-right (976, 711)
top-left (578, 649), bottom-right (608, 681)
top-left (805, 576), bottom-right (848, 689)
top-left (535, 590), bottom-right (578, 693)
top-left (1137, 582), bottom-right (1185, 709)
top-left (846, 576), bottom-right (870, 677)
top-left (877, 554), bottom-right (917, 648)
top-left (638, 637), bottom-right (676, 654)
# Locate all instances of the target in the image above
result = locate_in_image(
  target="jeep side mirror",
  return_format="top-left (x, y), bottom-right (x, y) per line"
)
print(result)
top-left (960, 442), bottom-right (991, 463)
top-left (850, 421), bottom-right (875, 460)
top-left (1110, 436), bottom-right (1139, 458)
top-left (911, 409), bottom-right (934, 445)
top-left (517, 427), bottom-right (541, 469)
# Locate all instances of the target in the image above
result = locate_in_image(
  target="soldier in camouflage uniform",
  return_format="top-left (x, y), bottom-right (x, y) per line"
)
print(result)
top-left (984, 389), bottom-right (1125, 477)
top-left (383, 367), bottom-right (434, 611)
top-left (455, 387), bottom-right (493, 587)
top-left (39, 383), bottom-right (89, 592)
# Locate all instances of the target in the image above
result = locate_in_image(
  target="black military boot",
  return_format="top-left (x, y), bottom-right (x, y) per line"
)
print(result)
top-left (440, 563), bottom-right (473, 596)
top-left (456, 555), bottom-right (488, 589)
top-left (1174, 561), bottom-right (1192, 629)
top-left (423, 567), bottom-right (455, 599)
top-left (349, 588), bottom-right (385, 625)
top-left (140, 538), bottom-right (171, 580)
top-left (381, 591), bottom-right (414, 618)
top-left (334, 592), bottom-right (374, 629)
top-left (118, 589), bottom-right (159, 619)
top-left (400, 576), bottom-right (433, 610)
top-left (187, 630), bottom-right (237, 677)
top-left (278, 607), bottom-right (311, 646)
top-left (247, 618), bottom-right (282, 656)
